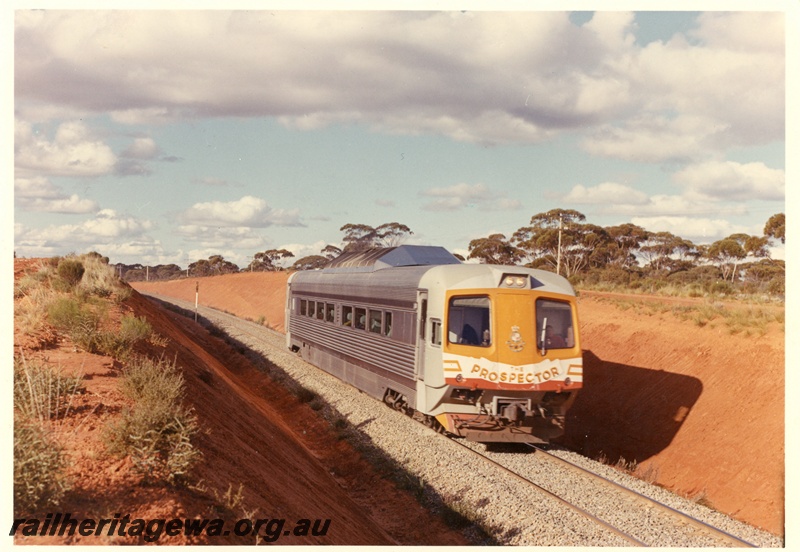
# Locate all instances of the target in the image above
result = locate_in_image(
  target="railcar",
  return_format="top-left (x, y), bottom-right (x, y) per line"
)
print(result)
top-left (285, 245), bottom-right (582, 443)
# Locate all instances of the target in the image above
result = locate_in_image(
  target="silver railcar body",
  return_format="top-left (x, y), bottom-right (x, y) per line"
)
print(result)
top-left (286, 245), bottom-right (583, 443)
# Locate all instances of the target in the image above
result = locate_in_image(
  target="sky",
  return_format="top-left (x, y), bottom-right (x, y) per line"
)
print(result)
top-left (8, 5), bottom-right (794, 269)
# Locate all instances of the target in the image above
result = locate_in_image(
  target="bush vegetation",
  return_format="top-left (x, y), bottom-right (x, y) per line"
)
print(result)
top-left (14, 252), bottom-right (197, 516)
top-left (13, 356), bottom-right (84, 514)
top-left (56, 258), bottom-right (85, 289)
top-left (14, 356), bottom-right (85, 422)
top-left (14, 416), bottom-right (71, 514)
top-left (104, 356), bottom-right (201, 485)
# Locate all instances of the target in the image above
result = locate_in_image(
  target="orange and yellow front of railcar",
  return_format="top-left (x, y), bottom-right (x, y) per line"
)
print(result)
top-left (436, 287), bottom-right (583, 443)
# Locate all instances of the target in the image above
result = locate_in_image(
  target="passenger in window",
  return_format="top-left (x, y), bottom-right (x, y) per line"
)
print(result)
top-left (355, 309), bottom-right (366, 330)
top-left (545, 325), bottom-right (566, 348)
top-left (370, 314), bottom-right (382, 333)
top-left (460, 324), bottom-right (480, 345)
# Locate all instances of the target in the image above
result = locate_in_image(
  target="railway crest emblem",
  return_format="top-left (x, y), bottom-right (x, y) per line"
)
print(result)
top-left (506, 326), bottom-right (525, 352)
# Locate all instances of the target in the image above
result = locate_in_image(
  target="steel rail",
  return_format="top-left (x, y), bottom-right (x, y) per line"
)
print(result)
top-left (527, 444), bottom-right (756, 548)
top-left (433, 434), bottom-right (648, 546)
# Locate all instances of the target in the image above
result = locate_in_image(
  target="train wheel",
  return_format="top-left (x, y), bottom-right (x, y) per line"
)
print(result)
top-left (423, 415), bottom-right (445, 433)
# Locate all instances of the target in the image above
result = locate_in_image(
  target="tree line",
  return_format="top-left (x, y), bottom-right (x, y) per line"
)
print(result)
top-left (118, 213), bottom-right (785, 297)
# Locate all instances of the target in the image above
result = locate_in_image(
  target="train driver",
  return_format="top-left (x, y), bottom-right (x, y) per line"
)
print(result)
top-left (545, 325), bottom-right (566, 348)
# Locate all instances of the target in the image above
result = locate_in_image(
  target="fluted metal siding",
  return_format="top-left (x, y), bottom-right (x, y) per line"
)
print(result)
top-left (290, 314), bottom-right (417, 383)
top-left (290, 266), bottom-right (430, 307)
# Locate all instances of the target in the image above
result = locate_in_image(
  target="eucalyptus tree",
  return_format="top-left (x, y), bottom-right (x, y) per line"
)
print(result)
top-left (638, 231), bottom-right (691, 272)
top-left (291, 255), bottom-right (329, 271)
top-left (706, 233), bottom-right (769, 282)
top-left (248, 249), bottom-right (295, 271)
top-left (595, 223), bottom-right (649, 269)
top-left (189, 255), bottom-right (239, 277)
top-left (512, 209), bottom-right (604, 277)
top-left (340, 222), bottom-right (413, 251)
top-left (764, 213), bottom-right (785, 244)
top-left (321, 244), bottom-right (343, 259)
top-left (467, 234), bottom-right (523, 265)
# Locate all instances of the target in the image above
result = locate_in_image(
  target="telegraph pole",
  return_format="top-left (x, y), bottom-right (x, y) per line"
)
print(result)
top-left (556, 214), bottom-right (563, 276)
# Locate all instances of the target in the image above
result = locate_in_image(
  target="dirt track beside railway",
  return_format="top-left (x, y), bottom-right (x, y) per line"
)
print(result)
top-left (133, 272), bottom-right (785, 536)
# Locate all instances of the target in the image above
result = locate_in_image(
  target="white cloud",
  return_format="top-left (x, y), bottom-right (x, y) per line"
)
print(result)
top-left (177, 225), bottom-right (270, 252)
top-left (121, 137), bottom-right (159, 159)
top-left (16, 11), bottom-right (781, 149)
top-left (15, 119), bottom-right (117, 177)
top-left (581, 114), bottom-right (727, 163)
top-left (563, 182), bottom-right (649, 205)
top-left (278, 240), bottom-right (329, 262)
top-left (691, 12), bottom-right (784, 53)
top-left (562, 179), bottom-right (757, 219)
top-left (632, 14), bottom-right (784, 150)
top-left (14, 210), bottom-right (157, 258)
top-left (673, 160), bottom-right (784, 202)
top-left (178, 196), bottom-right (303, 228)
top-left (15, 176), bottom-right (100, 214)
top-left (630, 215), bottom-right (758, 243)
top-left (420, 182), bottom-right (520, 212)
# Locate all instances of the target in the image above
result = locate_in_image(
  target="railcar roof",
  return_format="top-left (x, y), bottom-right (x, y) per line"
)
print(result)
top-left (323, 245), bottom-right (461, 273)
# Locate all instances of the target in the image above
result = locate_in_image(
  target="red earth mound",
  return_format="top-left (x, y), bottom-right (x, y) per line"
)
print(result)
top-left (134, 274), bottom-right (785, 536)
top-left (13, 263), bottom-right (467, 545)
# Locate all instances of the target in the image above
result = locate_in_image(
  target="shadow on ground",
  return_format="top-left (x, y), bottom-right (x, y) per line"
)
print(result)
top-left (559, 350), bottom-right (703, 464)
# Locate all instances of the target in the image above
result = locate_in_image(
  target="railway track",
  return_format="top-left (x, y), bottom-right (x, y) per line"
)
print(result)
top-left (140, 291), bottom-right (781, 547)
top-left (526, 444), bottom-right (756, 547)
top-left (453, 438), bottom-right (758, 547)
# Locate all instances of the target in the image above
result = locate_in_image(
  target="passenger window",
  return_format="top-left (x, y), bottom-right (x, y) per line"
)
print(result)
top-left (326, 303), bottom-right (335, 323)
top-left (308, 301), bottom-right (315, 318)
top-left (316, 302), bottom-right (325, 320)
top-left (535, 299), bottom-right (574, 350)
top-left (300, 299), bottom-right (307, 316)
top-left (342, 306), bottom-right (353, 327)
top-left (384, 312), bottom-right (393, 337)
top-left (368, 310), bottom-right (382, 333)
top-left (354, 308), bottom-right (366, 330)
top-left (448, 296), bottom-right (491, 347)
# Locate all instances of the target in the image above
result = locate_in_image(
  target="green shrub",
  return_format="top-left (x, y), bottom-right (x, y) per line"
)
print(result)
top-left (14, 357), bottom-right (85, 422)
top-left (96, 315), bottom-right (153, 359)
top-left (14, 416), bottom-right (71, 514)
top-left (56, 259), bottom-right (85, 288)
top-left (120, 314), bottom-right (152, 342)
top-left (104, 356), bottom-right (201, 484)
top-left (708, 281), bottom-right (734, 296)
top-left (47, 297), bottom-right (104, 352)
top-left (77, 254), bottom-right (121, 298)
top-left (13, 357), bottom-right (81, 514)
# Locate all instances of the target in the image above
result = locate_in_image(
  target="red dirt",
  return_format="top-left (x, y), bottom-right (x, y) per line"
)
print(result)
top-left (13, 264), bottom-right (468, 545)
top-left (133, 273), bottom-right (785, 536)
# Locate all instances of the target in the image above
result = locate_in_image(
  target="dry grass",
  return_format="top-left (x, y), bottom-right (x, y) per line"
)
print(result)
top-left (598, 296), bottom-right (784, 334)
top-left (104, 356), bottom-right (201, 485)
top-left (13, 355), bottom-right (84, 514)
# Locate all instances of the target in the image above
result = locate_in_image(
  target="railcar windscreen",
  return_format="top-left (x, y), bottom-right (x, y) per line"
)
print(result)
top-left (448, 296), bottom-right (491, 347)
top-left (535, 299), bottom-right (574, 349)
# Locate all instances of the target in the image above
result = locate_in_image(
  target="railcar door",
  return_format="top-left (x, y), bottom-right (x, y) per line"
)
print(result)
top-left (415, 291), bottom-right (428, 380)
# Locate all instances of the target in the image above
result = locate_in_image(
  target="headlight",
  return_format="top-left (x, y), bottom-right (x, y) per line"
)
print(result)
top-left (501, 274), bottom-right (528, 288)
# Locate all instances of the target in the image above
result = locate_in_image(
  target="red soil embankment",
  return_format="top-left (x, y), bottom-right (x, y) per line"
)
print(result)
top-left (15, 261), bottom-right (466, 545)
top-left (135, 272), bottom-right (289, 332)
